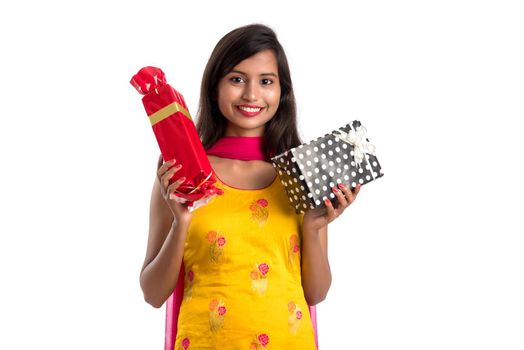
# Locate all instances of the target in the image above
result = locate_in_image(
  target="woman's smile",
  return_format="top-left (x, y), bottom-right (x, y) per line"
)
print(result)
top-left (235, 104), bottom-right (266, 117)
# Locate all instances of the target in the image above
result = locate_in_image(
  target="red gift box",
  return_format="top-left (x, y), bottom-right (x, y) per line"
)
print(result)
top-left (130, 66), bottom-right (223, 209)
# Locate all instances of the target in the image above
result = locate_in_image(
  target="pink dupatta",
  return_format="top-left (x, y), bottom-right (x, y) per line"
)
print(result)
top-left (164, 136), bottom-right (319, 349)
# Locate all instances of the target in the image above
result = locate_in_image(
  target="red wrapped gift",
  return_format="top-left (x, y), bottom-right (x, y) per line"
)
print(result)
top-left (130, 66), bottom-right (223, 210)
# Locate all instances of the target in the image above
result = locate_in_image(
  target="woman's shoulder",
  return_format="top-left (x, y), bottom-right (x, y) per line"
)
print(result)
top-left (208, 155), bottom-right (276, 190)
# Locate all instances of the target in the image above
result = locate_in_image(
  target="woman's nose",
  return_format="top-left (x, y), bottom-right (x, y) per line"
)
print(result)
top-left (242, 81), bottom-right (260, 101)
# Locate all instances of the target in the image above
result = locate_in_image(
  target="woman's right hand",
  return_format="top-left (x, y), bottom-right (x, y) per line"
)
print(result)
top-left (156, 154), bottom-right (192, 226)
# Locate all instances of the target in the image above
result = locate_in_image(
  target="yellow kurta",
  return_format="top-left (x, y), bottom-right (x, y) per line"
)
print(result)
top-left (174, 175), bottom-right (316, 350)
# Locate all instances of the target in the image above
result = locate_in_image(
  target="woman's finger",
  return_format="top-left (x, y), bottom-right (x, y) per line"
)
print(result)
top-left (156, 156), bottom-right (176, 178)
top-left (161, 164), bottom-right (182, 188)
top-left (157, 154), bottom-right (172, 174)
top-left (338, 183), bottom-right (354, 205)
top-left (324, 197), bottom-right (337, 221)
top-left (166, 176), bottom-right (186, 198)
top-left (332, 185), bottom-right (348, 207)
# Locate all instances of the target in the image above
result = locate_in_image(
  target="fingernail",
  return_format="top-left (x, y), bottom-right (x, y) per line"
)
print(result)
top-left (324, 198), bottom-right (330, 204)
top-left (332, 187), bottom-right (339, 193)
top-left (176, 164), bottom-right (182, 169)
top-left (339, 183), bottom-right (346, 189)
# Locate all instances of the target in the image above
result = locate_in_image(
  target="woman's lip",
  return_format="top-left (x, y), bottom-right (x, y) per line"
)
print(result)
top-left (236, 105), bottom-right (265, 117)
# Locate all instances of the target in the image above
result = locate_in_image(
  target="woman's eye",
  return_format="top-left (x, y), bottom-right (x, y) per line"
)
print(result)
top-left (230, 77), bottom-right (244, 83)
top-left (261, 78), bottom-right (273, 85)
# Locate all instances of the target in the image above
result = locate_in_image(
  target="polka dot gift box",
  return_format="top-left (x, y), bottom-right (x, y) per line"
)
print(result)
top-left (270, 120), bottom-right (384, 214)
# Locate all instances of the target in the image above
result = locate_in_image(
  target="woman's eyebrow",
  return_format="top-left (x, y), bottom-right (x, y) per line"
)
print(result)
top-left (230, 70), bottom-right (278, 78)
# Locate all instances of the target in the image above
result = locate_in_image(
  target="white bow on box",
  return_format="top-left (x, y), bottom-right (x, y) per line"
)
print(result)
top-left (333, 126), bottom-right (376, 168)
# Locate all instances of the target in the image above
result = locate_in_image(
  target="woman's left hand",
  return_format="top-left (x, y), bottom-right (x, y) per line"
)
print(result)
top-left (303, 183), bottom-right (361, 232)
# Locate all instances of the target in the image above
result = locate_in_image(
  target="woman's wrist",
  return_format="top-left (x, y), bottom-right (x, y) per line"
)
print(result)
top-left (302, 219), bottom-right (322, 237)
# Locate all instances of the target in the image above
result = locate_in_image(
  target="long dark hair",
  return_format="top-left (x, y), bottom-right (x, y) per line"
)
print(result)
top-left (195, 23), bottom-right (302, 161)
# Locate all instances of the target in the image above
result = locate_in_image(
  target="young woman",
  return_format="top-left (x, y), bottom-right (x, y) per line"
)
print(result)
top-left (140, 24), bottom-right (361, 349)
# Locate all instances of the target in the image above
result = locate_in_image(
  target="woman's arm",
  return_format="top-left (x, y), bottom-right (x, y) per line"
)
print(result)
top-left (301, 222), bottom-right (331, 306)
top-left (139, 176), bottom-right (189, 308)
top-left (300, 183), bottom-right (361, 305)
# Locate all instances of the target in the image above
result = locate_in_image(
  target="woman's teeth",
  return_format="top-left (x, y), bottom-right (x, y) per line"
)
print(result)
top-left (238, 106), bottom-right (262, 112)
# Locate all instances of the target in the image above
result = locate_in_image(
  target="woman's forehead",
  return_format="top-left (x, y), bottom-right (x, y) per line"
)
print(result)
top-left (230, 50), bottom-right (278, 76)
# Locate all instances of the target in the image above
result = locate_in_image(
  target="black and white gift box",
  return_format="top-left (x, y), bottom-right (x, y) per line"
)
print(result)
top-left (271, 121), bottom-right (384, 214)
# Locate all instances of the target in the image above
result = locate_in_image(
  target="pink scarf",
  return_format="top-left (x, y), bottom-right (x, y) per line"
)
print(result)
top-left (206, 136), bottom-right (270, 160)
top-left (164, 136), bottom-right (319, 350)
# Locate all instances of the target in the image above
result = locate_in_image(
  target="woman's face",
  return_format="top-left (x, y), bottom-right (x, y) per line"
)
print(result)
top-left (217, 49), bottom-right (281, 137)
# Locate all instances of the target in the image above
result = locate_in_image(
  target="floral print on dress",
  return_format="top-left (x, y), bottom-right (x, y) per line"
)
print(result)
top-left (183, 269), bottom-right (194, 300)
top-left (250, 262), bottom-right (269, 296)
top-left (287, 301), bottom-right (302, 335)
top-left (250, 333), bottom-right (269, 349)
top-left (288, 234), bottom-right (301, 267)
top-left (250, 198), bottom-right (269, 226)
top-left (206, 230), bottom-right (226, 263)
top-left (176, 337), bottom-right (190, 350)
top-left (209, 299), bottom-right (227, 332)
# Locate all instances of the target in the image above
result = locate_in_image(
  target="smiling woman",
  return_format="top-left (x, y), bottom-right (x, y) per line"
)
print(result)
top-left (217, 49), bottom-right (282, 136)
top-left (195, 24), bottom-right (300, 157)
top-left (139, 23), bottom-right (359, 350)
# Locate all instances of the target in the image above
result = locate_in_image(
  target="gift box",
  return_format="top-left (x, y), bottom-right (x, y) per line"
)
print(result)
top-left (270, 121), bottom-right (383, 214)
top-left (130, 66), bottom-right (223, 211)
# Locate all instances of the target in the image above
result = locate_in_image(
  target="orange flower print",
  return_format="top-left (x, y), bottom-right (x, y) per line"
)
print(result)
top-left (206, 230), bottom-right (217, 243)
top-left (250, 198), bottom-right (269, 226)
top-left (209, 299), bottom-right (226, 332)
top-left (250, 263), bottom-right (270, 296)
top-left (288, 301), bottom-right (302, 335)
top-left (250, 333), bottom-right (270, 349)
top-left (288, 234), bottom-right (301, 267)
top-left (288, 301), bottom-right (296, 312)
top-left (209, 299), bottom-right (219, 311)
top-left (183, 269), bottom-right (194, 300)
top-left (207, 230), bottom-right (226, 263)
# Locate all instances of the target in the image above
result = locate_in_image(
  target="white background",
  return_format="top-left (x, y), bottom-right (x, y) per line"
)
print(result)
top-left (1, 0), bottom-right (523, 349)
